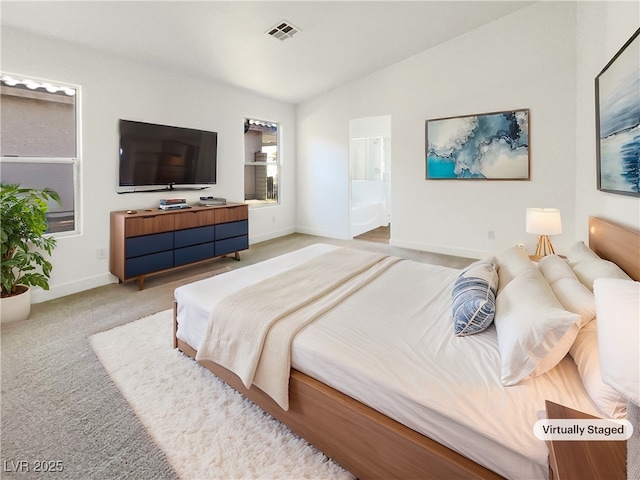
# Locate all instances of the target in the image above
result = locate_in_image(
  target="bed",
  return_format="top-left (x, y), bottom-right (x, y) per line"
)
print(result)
top-left (173, 216), bottom-right (640, 479)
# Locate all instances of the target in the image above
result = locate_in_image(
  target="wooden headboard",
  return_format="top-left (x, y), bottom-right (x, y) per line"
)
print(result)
top-left (589, 216), bottom-right (640, 281)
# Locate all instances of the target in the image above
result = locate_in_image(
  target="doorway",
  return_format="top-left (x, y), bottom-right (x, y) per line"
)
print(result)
top-left (349, 115), bottom-right (391, 241)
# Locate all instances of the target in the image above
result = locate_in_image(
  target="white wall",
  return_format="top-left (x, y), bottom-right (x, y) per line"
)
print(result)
top-left (4, 1), bottom-right (639, 302)
top-left (575, 2), bottom-right (640, 239)
top-left (298, 2), bottom-right (602, 259)
top-left (2, 27), bottom-right (297, 302)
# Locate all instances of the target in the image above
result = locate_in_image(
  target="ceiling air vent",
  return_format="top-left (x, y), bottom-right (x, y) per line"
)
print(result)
top-left (266, 21), bottom-right (300, 41)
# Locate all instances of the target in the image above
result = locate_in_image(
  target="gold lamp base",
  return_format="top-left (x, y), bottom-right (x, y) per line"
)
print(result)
top-left (534, 235), bottom-right (556, 257)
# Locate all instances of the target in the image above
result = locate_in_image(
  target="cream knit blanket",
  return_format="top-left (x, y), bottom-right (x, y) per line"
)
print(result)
top-left (196, 247), bottom-right (400, 410)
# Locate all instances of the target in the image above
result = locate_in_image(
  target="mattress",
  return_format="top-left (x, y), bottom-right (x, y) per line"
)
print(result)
top-left (174, 244), bottom-right (602, 480)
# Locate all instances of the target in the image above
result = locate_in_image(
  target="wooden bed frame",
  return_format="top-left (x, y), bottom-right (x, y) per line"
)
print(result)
top-left (173, 216), bottom-right (640, 480)
top-left (588, 216), bottom-right (640, 281)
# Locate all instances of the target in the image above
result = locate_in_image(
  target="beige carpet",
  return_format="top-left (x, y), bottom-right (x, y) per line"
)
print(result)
top-left (90, 310), bottom-right (353, 480)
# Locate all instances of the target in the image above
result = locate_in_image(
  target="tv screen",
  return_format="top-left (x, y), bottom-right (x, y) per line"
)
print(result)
top-left (119, 119), bottom-right (217, 190)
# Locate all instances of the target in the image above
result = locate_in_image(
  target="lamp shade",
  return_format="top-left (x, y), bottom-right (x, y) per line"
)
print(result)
top-left (526, 208), bottom-right (562, 235)
top-left (595, 278), bottom-right (640, 405)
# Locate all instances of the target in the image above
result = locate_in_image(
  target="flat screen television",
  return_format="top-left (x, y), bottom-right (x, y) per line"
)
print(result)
top-left (118, 119), bottom-right (217, 191)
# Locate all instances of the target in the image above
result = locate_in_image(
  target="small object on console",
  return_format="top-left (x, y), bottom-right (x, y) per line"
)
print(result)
top-left (199, 196), bottom-right (227, 206)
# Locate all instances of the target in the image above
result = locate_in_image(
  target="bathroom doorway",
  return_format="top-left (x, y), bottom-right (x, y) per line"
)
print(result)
top-left (349, 115), bottom-right (391, 241)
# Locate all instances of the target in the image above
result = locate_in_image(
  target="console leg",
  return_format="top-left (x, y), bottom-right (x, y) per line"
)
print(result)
top-left (234, 251), bottom-right (241, 261)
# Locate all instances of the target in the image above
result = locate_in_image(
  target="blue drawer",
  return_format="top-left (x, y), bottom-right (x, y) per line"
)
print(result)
top-left (174, 242), bottom-right (215, 266)
top-left (215, 235), bottom-right (248, 256)
top-left (126, 232), bottom-right (173, 258)
top-left (215, 220), bottom-right (248, 240)
top-left (126, 250), bottom-right (174, 277)
top-left (174, 225), bottom-right (215, 248)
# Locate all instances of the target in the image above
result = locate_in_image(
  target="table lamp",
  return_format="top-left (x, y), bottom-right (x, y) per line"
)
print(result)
top-left (595, 278), bottom-right (640, 478)
top-left (526, 208), bottom-right (562, 256)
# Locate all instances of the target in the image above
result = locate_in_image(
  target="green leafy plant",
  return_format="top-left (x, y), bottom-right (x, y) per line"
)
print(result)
top-left (1, 183), bottom-right (60, 298)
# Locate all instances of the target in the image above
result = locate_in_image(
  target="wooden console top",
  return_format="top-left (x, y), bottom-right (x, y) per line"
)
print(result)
top-left (113, 203), bottom-right (246, 218)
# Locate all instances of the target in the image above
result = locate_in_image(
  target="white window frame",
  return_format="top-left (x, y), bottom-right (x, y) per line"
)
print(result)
top-left (0, 72), bottom-right (82, 237)
top-left (244, 118), bottom-right (280, 207)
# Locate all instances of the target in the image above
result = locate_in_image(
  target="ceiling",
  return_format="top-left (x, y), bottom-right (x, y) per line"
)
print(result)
top-left (1, 1), bottom-right (534, 104)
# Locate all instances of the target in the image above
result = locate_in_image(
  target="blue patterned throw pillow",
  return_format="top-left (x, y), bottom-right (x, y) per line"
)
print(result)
top-left (452, 257), bottom-right (499, 336)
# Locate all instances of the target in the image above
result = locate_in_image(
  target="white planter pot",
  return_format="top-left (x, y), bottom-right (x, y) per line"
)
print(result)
top-left (1, 286), bottom-right (31, 323)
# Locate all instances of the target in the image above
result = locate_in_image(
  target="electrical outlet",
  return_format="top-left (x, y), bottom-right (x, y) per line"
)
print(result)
top-left (488, 230), bottom-right (495, 240)
top-left (96, 248), bottom-right (106, 260)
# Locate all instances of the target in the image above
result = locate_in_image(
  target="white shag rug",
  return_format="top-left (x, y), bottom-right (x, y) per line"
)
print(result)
top-left (89, 310), bottom-right (353, 480)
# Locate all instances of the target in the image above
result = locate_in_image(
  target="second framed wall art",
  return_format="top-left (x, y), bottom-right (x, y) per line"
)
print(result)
top-left (595, 27), bottom-right (639, 197)
top-left (425, 109), bottom-right (530, 180)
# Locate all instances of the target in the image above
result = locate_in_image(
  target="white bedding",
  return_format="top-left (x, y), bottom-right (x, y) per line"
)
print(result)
top-left (174, 244), bottom-right (603, 480)
top-left (194, 247), bottom-right (400, 410)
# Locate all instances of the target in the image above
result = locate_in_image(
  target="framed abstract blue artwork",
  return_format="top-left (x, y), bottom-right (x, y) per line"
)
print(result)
top-left (425, 109), bottom-right (529, 180)
top-left (595, 27), bottom-right (640, 197)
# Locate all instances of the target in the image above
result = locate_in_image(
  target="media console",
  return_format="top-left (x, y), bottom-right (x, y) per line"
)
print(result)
top-left (110, 203), bottom-right (248, 290)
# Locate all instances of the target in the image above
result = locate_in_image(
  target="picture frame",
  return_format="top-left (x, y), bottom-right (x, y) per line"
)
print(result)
top-left (425, 109), bottom-right (530, 180)
top-left (595, 27), bottom-right (640, 197)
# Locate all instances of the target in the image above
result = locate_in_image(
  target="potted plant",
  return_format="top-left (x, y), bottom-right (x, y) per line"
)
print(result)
top-left (1, 183), bottom-right (60, 322)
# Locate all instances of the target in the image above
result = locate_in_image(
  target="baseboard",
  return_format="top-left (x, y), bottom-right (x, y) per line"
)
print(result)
top-left (31, 273), bottom-right (118, 303)
top-left (390, 239), bottom-right (491, 260)
top-left (294, 226), bottom-right (350, 241)
top-left (249, 227), bottom-right (297, 245)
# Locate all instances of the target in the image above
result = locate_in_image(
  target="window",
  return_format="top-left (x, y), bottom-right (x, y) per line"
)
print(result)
top-left (244, 118), bottom-right (279, 205)
top-left (0, 73), bottom-right (80, 234)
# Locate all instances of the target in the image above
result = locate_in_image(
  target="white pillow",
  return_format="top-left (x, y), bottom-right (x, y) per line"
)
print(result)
top-left (496, 246), bottom-right (532, 292)
top-left (538, 253), bottom-right (575, 285)
top-left (537, 255), bottom-right (624, 416)
top-left (567, 241), bottom-right (600, 264)
top-left (567, 242), bottom-right (631, 291)
top-left (569, 321), bottom-right (627, 419)
top-left (594, 278), bottom-right (640, 406)
top-left (538, 254), bottom-right (596, 325)
top-left (531, 257), bottom-right (595, 377)
top-left (494, 267), bottom-right (581, 386)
